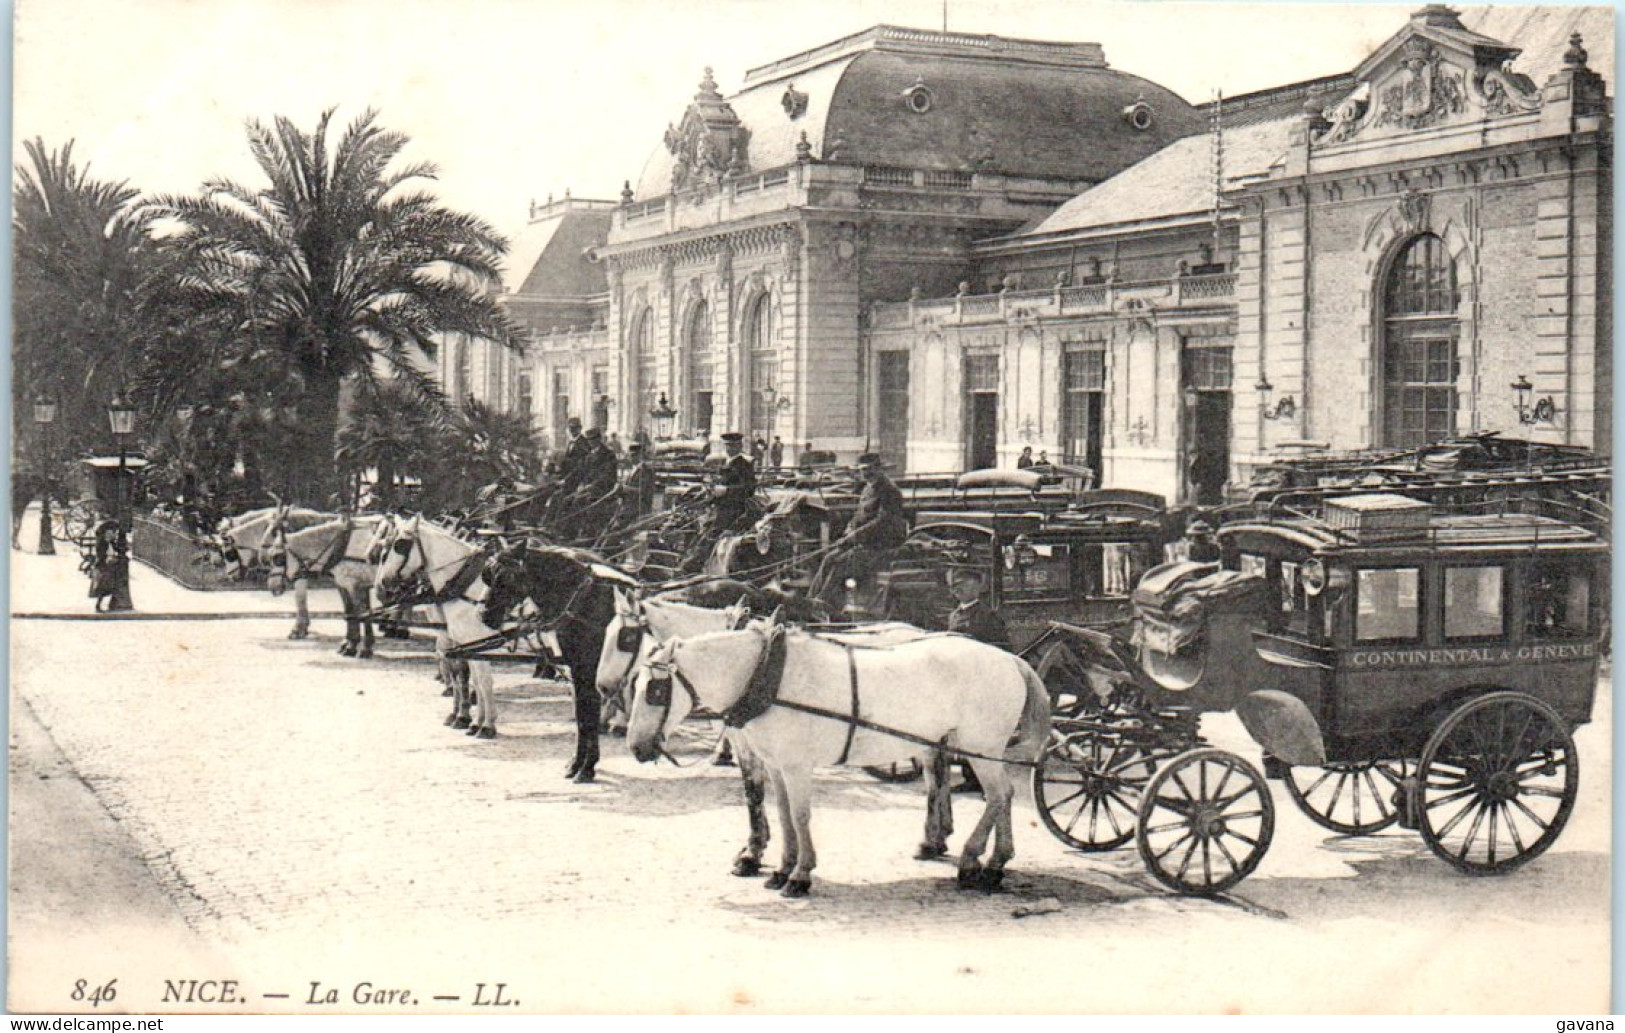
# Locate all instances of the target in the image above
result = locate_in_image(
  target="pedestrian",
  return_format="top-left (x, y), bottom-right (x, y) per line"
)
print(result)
top-left (769, 436), bottom-right (784, 470)
top-left (752, 436), bottom-right (768, 467)
top-left (943, 564), bottom-right (1010, 794)
top-left (1017, 446), bottom-right (1034, 469)
top-left (608, 432), bottom-right (623, 457)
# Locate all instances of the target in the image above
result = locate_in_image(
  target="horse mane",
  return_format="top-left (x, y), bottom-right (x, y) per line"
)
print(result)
top-left (662, 578), bottom-right (829, 623)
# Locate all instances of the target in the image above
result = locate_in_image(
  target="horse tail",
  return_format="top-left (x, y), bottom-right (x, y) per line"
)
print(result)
top-left (1007, 657), bottom-right (1052, 764)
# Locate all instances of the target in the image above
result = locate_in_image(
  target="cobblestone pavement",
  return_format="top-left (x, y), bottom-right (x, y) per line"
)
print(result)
top-left (8, 551), bottom-right (1612, 1013)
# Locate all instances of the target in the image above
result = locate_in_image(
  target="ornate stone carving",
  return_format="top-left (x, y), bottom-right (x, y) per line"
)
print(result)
top-left (1316, 90), bottom-right (1369, 144)
top-left (781, 84), bottom-right (808, 120)
top-left (1397, 187), bottom-right (1430, 231)
top-left (1373, 41), bottom-right (1465, 130)
top-left (665, 67), bottom-right (750, 193)
top-left (1475, 61), bottom-right (1542, 116)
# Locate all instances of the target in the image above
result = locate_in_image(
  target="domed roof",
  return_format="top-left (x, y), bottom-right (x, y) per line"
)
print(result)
top-left (634, 26), bottom-right (1205, 200)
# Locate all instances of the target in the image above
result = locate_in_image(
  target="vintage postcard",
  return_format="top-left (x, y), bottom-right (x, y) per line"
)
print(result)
top-left (9, 0), bottom-right (1613, 1015)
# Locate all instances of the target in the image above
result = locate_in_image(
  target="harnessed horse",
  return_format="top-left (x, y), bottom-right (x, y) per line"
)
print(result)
top-left (478, 542), bottom-right (633, 783)
top-left (215, 504), bottom-right (330, 638)
top-left (598, 591), bottom-right (959, 875)
top-left (265, 513), bottom-right (386, 658)
top-left (627, 622), bottom-right (1050, 896)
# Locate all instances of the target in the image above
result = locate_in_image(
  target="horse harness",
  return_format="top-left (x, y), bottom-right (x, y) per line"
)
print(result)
top-left (652, 628), bottom-right (1038, 769)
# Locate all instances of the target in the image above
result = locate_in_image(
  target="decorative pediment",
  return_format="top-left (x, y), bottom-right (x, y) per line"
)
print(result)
top-left (1315, 6), bottom-right (1543, 146)
top-left (663, 68), bottom-right (751, 193)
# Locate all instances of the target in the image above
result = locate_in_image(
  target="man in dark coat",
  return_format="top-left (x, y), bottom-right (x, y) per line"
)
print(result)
top-left (557, 417), bottom-right (589, 484)
top-left (555, 427), bottom-right (618, 535)
top-left (620, 442), bottom-right (657, 518)
top-left (710, 432), bottom-right (757, 533)
top-left (811, 452), bottom-right (908, 600)
top-left (942, 564), bottom-right (1010, 793)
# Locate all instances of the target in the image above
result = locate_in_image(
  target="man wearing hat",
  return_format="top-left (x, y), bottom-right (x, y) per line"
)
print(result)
top-left (554, 427), bottom-right (618, 534)
top-left (946, 565), bottom-right (1011, 650)
top-left (681, 432), bottom-right (757, 571)
top-left (558, 416), bottom-right (589, 483)
top-left (620, 441), bottom-right (657, 518)
top-left (811, 452), bottom-right (908, 600)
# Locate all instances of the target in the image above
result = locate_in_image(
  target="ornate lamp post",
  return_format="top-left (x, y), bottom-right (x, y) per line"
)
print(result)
top-left (648, 393), bottom-right (678, 441)
top-left (105, 391), bottom-right (137, 612)
top-left (32, 394), bottom-right (56, 555)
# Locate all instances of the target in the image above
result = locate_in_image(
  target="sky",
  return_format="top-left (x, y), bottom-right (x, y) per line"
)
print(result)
top-left (15, 0), bottom-right (1447, 241)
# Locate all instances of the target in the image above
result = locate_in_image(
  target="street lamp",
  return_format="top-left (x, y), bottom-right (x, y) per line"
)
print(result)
top-left (105, 391), bottom-right (137, 611)
top-left (32, 394), bottom-right (56, 555)
top-left (648, 393), bottom-right (678, 441)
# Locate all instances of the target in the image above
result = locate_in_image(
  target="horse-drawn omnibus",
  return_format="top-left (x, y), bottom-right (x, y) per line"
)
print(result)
top-left (1029, 491), bottom-right (1609, 895)
top-left (850, 482), bottom-right (1175, 651)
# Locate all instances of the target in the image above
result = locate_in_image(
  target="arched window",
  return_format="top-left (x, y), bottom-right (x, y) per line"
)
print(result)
top-left (630, 308), bottom-right (657, 416)
top-left (1381, 234), bottom-right (1459, 447)
top-left (745, 293), bottom-right (778, 442)
top-left (685, 301), bottom-right (714, 437)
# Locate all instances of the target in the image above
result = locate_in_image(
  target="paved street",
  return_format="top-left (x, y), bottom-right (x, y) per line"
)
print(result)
top-left (8, 546), bottom-right (1612, 1014)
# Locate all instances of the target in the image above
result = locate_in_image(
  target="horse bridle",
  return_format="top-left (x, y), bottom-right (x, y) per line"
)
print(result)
top-left (641, 652), bottom-right (704, 750)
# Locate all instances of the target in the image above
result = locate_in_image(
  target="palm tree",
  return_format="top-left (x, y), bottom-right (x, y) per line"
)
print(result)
top-left (152, 108), bottom-right (525, 502)
top-left (335, 377), bottom-right (444, 508)
top-left (12, 138), bottom-right (169, 465)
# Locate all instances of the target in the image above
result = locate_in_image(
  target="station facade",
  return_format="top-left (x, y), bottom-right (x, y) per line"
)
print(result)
top-left (455, 6), bottom-right (1611, 503)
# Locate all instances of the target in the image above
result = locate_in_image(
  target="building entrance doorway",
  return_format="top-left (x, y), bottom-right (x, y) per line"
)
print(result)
top-left (1181, 342), bottom-right (1233, 506)
top-left (964, 355), bottom-right (1000, 471)
top-left (877, 351), bottom-right (910, 473)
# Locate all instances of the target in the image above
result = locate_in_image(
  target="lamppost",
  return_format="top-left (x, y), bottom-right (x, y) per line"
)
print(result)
top-left (106, 391), bottom-right (137, 612)
top-left (648, 393), bottom-right (678, 441)
top-left (33, 394), bottom-right (56, 555)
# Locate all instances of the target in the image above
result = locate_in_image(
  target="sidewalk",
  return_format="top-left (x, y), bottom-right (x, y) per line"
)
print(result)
top-left (8, 503), bottom-right (345, 618)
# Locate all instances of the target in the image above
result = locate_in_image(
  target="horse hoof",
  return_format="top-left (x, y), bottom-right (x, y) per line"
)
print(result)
top-left (572, 768), bottom-right (595, 784)
top-left (451, 716), bottom-right (471, 730)
top-left (288, 629), bottom-right (308, 640)
top-left (781, 879), bottom-right (812, 898)
top-left (732, 858), bottom-right (762, 878)
top-left (337, 643), bottom-right (355, 657)
top-left (441, 687), bottom-right (454, 697)
top-left (764, 872), bottom-right (789, 891)
top-left (956, 865), bottom-right (984, 890)
top-left (915, 844), bottom-right (948, 861)
top-left (476, 727), bottom-right (497, 740)
top-left (357, 647), bottom-right (373, 660)
top-left (978, 868), bottom-right (1005, 894)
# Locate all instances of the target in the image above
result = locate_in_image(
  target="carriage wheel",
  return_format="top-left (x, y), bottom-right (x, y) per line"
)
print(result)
top-left (57, 500), bottom-right (103, 546)
top-left (1415, 692), bottom-right (1578, 876)
top-left (1285, 759), bottom-right (1409, 836)
top-left (1135, 748), bottom-right (1275, 896)
top-left (862, 760), bottom-right (925, 783)
top-left (1034, 729), bottom-right (1159, 852)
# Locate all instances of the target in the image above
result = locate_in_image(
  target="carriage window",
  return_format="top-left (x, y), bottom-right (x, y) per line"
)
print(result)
top-left (1239, 554), bottom-right (1267, 578)
top-left (1444, 566), bottom-right (1503, 639)
top-left (1280, 561), bottom-right (1301, 614)
top-left (1526, 566), bottom-right (1591, 639)
top-left (1444, 566), bottom-right (1504, 639)
top-left (1356, 567), bottom-right (1420, 641)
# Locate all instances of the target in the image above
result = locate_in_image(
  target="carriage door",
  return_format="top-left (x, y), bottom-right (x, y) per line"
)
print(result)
top-left (964, 354), bottom-right (999, 471)
top-left (1181, 339), bottom-right (1232, 506)
top-left (877, 351), bottom-right (910, 473)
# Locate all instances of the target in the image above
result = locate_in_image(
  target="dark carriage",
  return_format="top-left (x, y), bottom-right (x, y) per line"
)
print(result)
top-left (849, 483), bottom-right (1174, 651)
top-left (1029, 491), bottom-right (1609, 895)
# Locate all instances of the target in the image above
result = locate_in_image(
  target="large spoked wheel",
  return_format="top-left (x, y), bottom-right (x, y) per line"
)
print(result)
top-left (1136, 748), bottom-right (1275, 896)
top-left (1416, 692), bottom-right (1579, 876)
top-left (55, 499), bottom-right (103, 547)
top-left (1285, 759), bottom-right (1410, 836)
top-left (862, 760), bottom-right (925, 783)
top-left (1034, 730), bottom-right (1159, 851)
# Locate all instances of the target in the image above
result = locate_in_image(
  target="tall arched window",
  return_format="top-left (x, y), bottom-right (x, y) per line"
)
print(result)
top-left (1381, 234), bottom-right (1459, 447)
top-left (452, 338), bottom-right (472, 402)
top-left (745, 293), bottom-right (778, 442)
top-left (685, 301), bottom-right (714, 437)
top-left (630, 308), bottom-right (657, 418)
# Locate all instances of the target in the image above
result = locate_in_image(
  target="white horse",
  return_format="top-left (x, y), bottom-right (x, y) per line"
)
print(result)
top-left (266, 514), bottom-right (386, 657)
top-left (597, 590), bottom-right (965, 874)
top-left (377, 514), bottom-right (501, 738)
top-left (364, 514), bottom-right (473, 710)
top-left (216, 504), bottom-right (331, 639)
top-left (627, 623), bottom-right (1050, 895)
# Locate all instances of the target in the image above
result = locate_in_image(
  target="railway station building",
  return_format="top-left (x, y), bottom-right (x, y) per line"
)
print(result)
top-left (453, 6), bottom-right (1611, 503)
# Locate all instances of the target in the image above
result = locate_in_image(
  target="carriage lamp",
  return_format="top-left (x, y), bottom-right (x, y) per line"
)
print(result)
top-left (1256, 379), bottom-right (1297, 421)
top-left (648, 393), bottom-right (678, 440)
top-left (761, 384), bottom-right (793, 412)
top-left (1511, 375), bottom-right (1558, 425)
top-left (33, 394), bottom-right (56, 555)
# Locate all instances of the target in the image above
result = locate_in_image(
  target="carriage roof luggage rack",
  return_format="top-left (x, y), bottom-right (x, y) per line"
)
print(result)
top-left (1218, 493), bottom-right (1605, 551)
